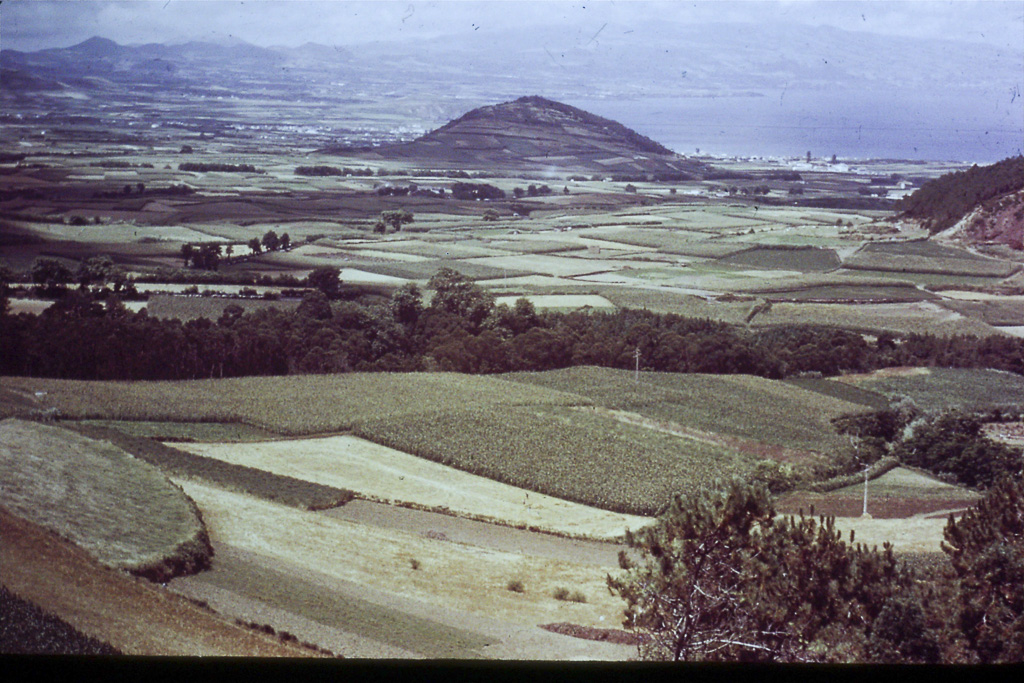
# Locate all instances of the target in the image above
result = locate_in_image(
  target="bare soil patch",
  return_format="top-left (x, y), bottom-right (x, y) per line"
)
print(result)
top-left (325, 499), bottom-right (622, 567)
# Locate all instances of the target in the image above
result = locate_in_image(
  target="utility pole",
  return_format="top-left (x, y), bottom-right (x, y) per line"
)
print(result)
top-left (862, 466), bottom-right (871, 518)
top-left (634, 346), bottom-right (641, 383)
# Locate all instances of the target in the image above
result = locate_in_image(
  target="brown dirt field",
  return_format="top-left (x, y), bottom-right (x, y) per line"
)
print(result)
top-left (0, 507), bottom-right (319, 657)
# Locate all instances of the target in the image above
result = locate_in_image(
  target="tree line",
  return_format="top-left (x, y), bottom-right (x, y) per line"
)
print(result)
top-left (3, 267), bottom-right (1024, 381)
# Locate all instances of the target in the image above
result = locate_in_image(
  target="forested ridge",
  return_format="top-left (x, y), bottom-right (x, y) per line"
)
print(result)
top-left (3, 268), bottom-right (1023, 381)
top-left (897, 155), bottom-right (1024, 234)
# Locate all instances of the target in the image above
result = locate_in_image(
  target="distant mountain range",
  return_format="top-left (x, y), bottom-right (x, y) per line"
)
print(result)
top-left (350, 96), bottom-right (708, 174)
top-left (4, 23), bottom-right (1016, 108)
top-left (1, 25), bottom-right (1019, 160)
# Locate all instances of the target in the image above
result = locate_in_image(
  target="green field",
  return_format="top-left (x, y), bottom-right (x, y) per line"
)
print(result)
top-left (0, 373), bottom-right (582, 435)
top-left (839, 368), bottom-right (1024, 412)
top-left (352, 403), bottom-right (755, 516)
top-left (717, 246), bottom-right (841, 272)
top-left (502, 366), bottom-right (866, 454)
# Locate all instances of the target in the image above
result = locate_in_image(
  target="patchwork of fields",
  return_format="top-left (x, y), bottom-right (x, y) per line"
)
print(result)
top-left (3, 363), bottom-right (1017, 658)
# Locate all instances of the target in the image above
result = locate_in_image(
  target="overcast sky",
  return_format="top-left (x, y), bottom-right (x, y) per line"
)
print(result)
top-left (3, 0), bottom-right (1023, 52)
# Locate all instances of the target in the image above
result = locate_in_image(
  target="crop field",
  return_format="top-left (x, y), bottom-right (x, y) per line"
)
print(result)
top-left (0, 373), bottom-right (582, 435)
top-left (0, 419), bottom-right (210, 580)
top-left (776, 467), bottom-right (980, 520)
top-left (716, 246), bottom-right (841, 272)
top-left (843, 249), bottom-right (1019, 278)
top-left (742, 281), bottom-right (935, 303)
top-left (73, 419), bottom-right (280, 442)
top-left (747, 301), bottom-right (1002, 337)
top-left (859, 240), bottom-right (992, 260)
top-left (353, 258), bottom-right (534, 282)
top-left (503, 367), bottom-right (866, 456)
top-left (463, 254), bottom-right (633, 279)
top-left (353, 403), bottom-right (766, 517)
top-left (836, 367), bottom-right (1024, 412)
top-left (170, 434), bottom-right (651, 538)
top-left (783, 377), bottom-right (891, 410)
top-left (936, 297), bottom-right (1024, 326)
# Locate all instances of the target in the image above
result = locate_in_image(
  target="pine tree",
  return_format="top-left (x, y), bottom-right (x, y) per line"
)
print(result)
top-left (607, 480), bottom-right (907, 662)
top-left (942, 475), bottom-right (1024, 663)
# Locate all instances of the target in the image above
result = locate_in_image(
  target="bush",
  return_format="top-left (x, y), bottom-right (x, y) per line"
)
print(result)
top-left (552, 587), bottom-right (586, 603)
top-left (506, 579), bottom-right (525, 593)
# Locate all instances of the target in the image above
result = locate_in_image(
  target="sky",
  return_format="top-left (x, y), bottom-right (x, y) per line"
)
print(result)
top-left (3, 0), bottom-right (1023, 52)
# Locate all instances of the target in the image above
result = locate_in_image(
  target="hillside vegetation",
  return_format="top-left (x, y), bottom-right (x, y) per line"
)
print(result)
top-left (897, 156), bottom-right (1024, 234)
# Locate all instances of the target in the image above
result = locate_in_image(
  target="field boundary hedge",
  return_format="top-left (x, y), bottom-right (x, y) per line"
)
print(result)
top-left (806, 456), bottom-right (899, 493)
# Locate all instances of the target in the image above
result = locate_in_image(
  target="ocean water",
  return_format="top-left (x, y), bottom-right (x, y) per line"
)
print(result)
top-left (568, 89), bottom-right (1024, 163)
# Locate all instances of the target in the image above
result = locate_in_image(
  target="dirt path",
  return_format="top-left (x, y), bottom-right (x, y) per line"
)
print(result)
top-left (0, 507), bottom-right (318, 657)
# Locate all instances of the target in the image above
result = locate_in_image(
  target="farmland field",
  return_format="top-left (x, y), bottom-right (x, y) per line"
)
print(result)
top-left (66, 422), bottom-right (355, 511)
top-left (836, 367), bottom-right (1024, 412)
top-left (353, 404), bottom-right (757, 516)
top-left (503, 367), bottom-right (867, 455)
top-left (776, 466), bottom-right (980, 520)
top-left (0, 373), bottom-right (582, 434)
top-left (174, 479), bottom-right (632, 637)
top-left (170, 434), bottom-right (651, 538)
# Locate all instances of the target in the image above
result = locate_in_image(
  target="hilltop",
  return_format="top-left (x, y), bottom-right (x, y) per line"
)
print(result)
top-left (349, 96), bottom-right (708, 175)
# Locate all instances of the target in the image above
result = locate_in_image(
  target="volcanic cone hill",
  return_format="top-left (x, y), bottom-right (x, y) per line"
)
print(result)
top-left (346, 96), bottom-right (708, 176)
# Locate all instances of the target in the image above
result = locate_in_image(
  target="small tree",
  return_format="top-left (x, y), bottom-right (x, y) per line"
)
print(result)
top-left (261, 229), bottom-right (280, 252)
top-left (280, 233), bottom-right (291, 250)
top-left (390, 282), bottom-right (423, 326)
top-left (31, 258), bottom-right (73, 296)
top-left (248, 237), bottom-right (262, 255)
top-left (307, 266), bottom-right (341, 299)
top-left (375, 209), bottom-right (414, 233)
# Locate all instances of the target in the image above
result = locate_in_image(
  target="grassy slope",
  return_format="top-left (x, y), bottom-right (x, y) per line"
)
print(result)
top-left (0, 419), bottom-right (211, 581)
